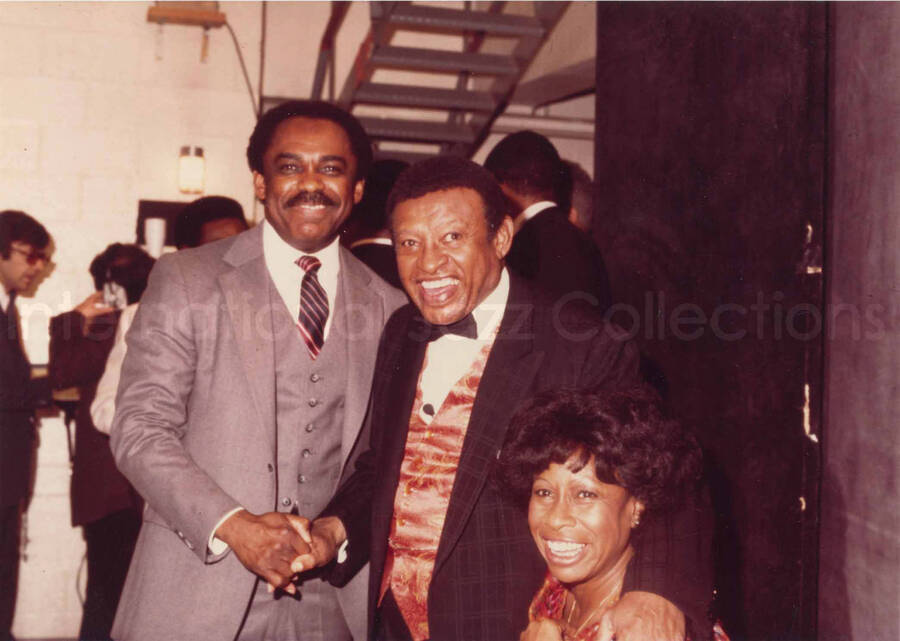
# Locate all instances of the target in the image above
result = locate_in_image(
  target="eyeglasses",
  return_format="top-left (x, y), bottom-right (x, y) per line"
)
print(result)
top-left (10, 246), bottom-right (50, 266)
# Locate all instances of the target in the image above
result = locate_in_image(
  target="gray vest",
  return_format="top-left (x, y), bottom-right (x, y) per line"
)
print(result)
top-left (236, 277), bottom-right (352, 641)
top-left (269, 274), bottom-right (348, 517)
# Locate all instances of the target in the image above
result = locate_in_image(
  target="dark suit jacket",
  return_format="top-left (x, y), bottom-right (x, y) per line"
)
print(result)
top-left (1, 295), bottom-right (50, 507)
top-left (325, 276), bottom-right (713, 641)
top-left (506, 205), bottom-right (612, 312)
top-left (351, 241), bottom-right (403, 290)
top-left (48, 310), bottom-right (142, 526)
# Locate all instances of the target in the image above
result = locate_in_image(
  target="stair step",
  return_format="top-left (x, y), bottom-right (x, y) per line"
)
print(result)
top-left (355, 83), bottom-right (496, 111)
top-left (386, 4), bottom-right (545, 37)
top-left (373, 149), bottom-right (437, 165)
top-left (371, 46), bottom-right (518, 76)
top-left (358, 117), bottom-right (475, 144)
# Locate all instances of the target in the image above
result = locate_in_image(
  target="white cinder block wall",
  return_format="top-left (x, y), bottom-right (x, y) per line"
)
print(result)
top-left (0, 2), bottom-right (593, 636)
top-left (0, 2), bottom-right (263, 636)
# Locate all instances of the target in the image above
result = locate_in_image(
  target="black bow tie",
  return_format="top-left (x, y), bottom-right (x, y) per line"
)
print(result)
top-left (413, 314), bottom-right (478, 342)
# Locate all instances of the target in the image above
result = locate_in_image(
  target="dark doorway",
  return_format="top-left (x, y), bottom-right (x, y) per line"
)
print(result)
top-left (135, 199), bottom-right (188, 246)
top-left (594, 4), bottom-right (826, 639)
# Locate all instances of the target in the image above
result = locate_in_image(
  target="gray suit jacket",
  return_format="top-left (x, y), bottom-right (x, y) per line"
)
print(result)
top-left (110, 225), bottom-right (404, 641)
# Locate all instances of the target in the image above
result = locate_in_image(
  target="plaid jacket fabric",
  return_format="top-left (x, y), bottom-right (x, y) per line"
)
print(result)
top-left (326, 275), bottom-right (713, 641)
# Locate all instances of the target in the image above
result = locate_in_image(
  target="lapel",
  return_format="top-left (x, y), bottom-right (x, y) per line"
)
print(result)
top-left (217, 226), bottom-right (277, 449)
top-left (433, 276), bottom-right (546, 574)
top-left (371, 308), bottom-right (428, 566)
top-left (337, 246), bottom-right (387, 476)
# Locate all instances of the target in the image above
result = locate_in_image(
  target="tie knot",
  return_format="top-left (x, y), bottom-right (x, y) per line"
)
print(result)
top-left (296, 255), bottom-right (321, 274)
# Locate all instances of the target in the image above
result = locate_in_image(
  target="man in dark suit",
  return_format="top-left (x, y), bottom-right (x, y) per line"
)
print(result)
top-left (0, 210), bottom-right (52, 641)
top-left (342, 159), bottom-right (409, 290)
top-left (293, 158), bottom-right (712, 641)
top-left (484, 130), bottom-right (612, 311)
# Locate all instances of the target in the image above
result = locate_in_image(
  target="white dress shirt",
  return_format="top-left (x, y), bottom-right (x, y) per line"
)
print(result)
top-left (263, 220), bottom-right (340, 340)
top-left (514, 200), bottom-right (557, 235)
top-left (0, 287), bottom-right (10, 314)
top-left (91, 302), bottom-right (139, 435)
top-left (416, 268), bottom-right (510, 424)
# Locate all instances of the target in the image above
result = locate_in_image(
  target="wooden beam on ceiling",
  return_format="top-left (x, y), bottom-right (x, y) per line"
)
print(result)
top-left (147, 2), bottom-right (226, 29)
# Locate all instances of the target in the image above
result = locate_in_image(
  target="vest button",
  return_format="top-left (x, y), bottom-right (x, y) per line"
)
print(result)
top-left (302, 449), bottom-right (311, 458)
top-left (305, 423), bottom-right (315, 433)
top-left (308, 398), bottom-right (319, 407)
top-left (266, 463), bottom-right (274, 472)
top-left (281, 497), bottom-right (292, 507)
top-left (298, 474), bottom-right (307, 484)
top-left (310, 373), bottom-right (321, 383)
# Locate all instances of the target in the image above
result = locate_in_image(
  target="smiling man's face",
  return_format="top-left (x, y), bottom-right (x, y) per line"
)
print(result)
top-left (392, 187), bottom-right (512, 326)
top-left (253, 116), bottom-right (363, 253)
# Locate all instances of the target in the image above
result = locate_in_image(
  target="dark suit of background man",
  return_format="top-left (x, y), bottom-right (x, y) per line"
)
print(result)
top-left (109, 101), bottom-right (405, 641)
top-left (342, 158), bottom-right (409, 290)
top-left (485, 130), bottom-right (612, 312)
top-left (0, 210), bottom-right (52, 641)
top-left (292, 157), bottom-right (713, 641)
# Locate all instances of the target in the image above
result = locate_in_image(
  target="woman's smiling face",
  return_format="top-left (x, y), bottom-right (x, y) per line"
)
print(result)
top-left (527, 455), bottom-right (642, 586)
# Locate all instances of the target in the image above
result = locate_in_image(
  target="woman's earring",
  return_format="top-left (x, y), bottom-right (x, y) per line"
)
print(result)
top-left (631, 505), bottom-right (644, 528)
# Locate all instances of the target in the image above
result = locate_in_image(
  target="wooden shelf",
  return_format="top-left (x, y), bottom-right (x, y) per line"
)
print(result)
top-left (147, 3), bottom-right (225, 29)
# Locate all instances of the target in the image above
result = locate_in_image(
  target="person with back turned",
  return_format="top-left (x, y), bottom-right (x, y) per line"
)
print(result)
top-left (484, 131), bottom-right (611, 312)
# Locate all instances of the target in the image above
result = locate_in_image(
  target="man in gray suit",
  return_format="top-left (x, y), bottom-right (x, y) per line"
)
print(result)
top-left (109, 101), bottom-right (405, 641)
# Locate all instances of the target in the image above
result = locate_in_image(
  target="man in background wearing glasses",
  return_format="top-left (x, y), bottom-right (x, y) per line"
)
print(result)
top-left (0, 210), bottom-right (52, 641)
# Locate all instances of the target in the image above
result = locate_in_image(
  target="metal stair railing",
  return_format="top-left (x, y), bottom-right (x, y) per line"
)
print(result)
top-left (338, 1), bottom-right (569, 160)
top-left (261, 1), bottom-right (571, 162)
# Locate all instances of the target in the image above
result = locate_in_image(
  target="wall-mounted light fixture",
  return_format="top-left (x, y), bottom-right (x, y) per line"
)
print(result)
top-left (178, 146), bottom-right (205, 194)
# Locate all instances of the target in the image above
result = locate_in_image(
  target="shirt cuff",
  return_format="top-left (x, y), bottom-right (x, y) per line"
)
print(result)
top-left (337, 538), bottom-right (348, 564)
top-left (208, 507), bottom-right (244, 555)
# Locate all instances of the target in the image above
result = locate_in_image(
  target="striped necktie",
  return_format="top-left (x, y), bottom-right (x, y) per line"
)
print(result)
top-left (295, 256), bottom-right (328, 360)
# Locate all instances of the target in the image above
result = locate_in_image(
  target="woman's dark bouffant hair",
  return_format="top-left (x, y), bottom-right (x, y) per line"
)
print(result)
top-left (89, 244), bottom-right (155, 305)
top-left (496, 385), bottom-right (702, 514)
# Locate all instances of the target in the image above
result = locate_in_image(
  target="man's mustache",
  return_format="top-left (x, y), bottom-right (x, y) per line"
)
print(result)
top-left (286, 191), bottom-right (338, 208)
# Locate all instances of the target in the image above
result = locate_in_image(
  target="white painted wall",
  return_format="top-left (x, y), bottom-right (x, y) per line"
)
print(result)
top-left (0, 2), bottom-right (263, 636)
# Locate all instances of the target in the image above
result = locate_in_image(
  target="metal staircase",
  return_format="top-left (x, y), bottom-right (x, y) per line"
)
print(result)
top-left (262, 1), bottom-right (570, 162)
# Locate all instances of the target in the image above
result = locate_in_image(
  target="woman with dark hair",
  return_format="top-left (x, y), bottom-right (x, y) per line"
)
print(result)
top-left (49, 243), bottom-right (154, 641)
top-left (496, 386), bottom-right (725, 641)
